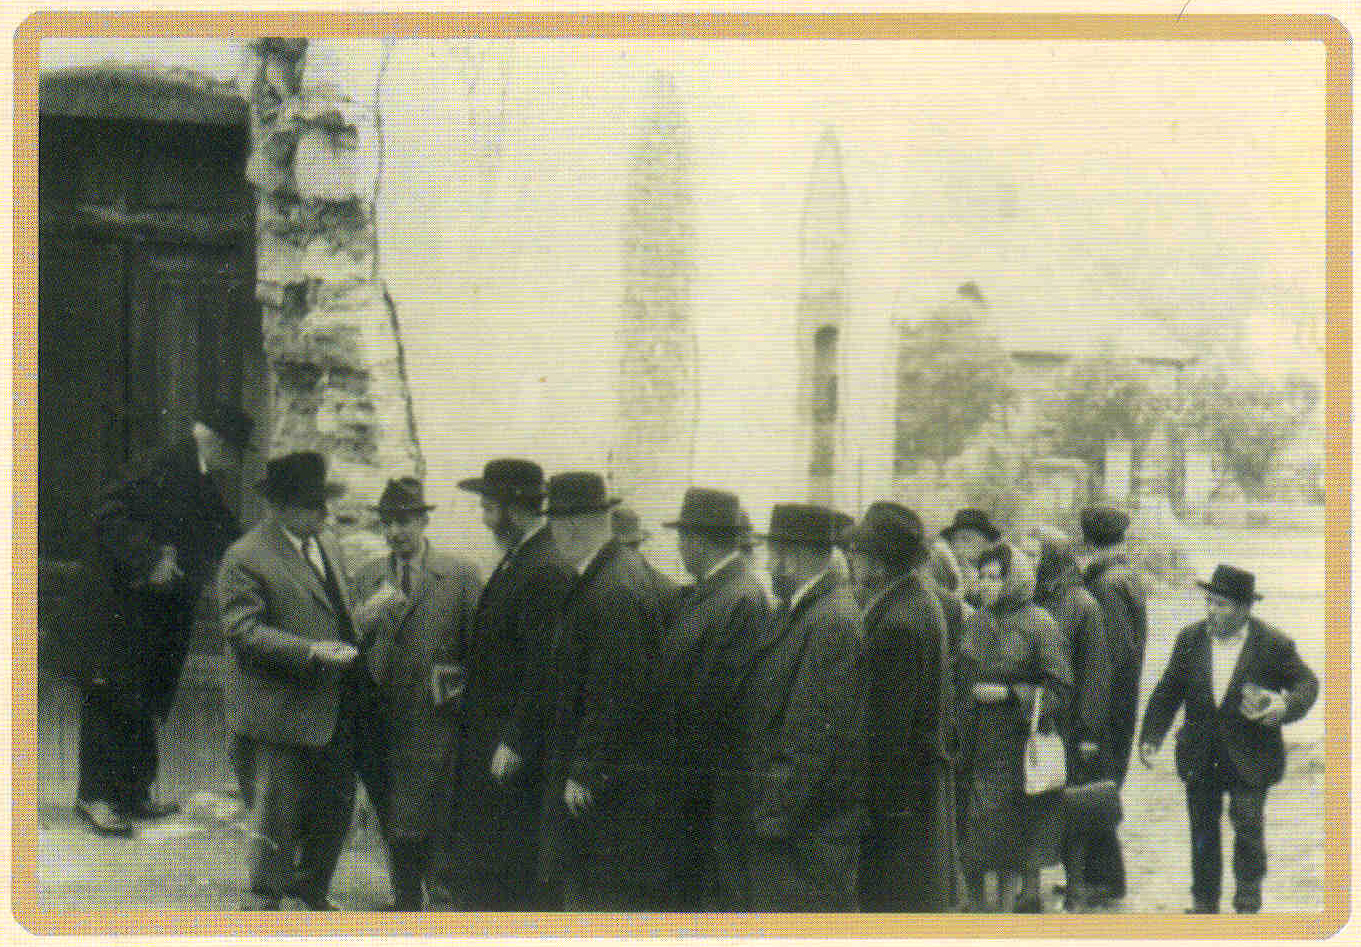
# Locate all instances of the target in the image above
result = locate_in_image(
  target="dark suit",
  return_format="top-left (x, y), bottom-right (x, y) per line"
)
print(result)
top-left (658, 554), bottom-right (770, 910)
top-left (539, 539), bottom-right (675, 910)
top-left (1138, 617), bottom-right (1318, 911)
top-left (71, 436), bottom-right (240, 814)
top-left (744, 574), bottom-right (866, 911)
top-left (218, 518), bottom-right (376, 907)
top-left (1082, 553), bottom-right (1147, 897)
top-left (451, 526), bottom-right (572, 909)
top-left (860, 573), bottom-right (957, 912)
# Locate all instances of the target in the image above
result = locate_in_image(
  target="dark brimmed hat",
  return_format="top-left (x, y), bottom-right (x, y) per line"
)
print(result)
top-left (611, 506), bottom-right (651, 545)
top-left (1081, 506), bottom-right (1130, 547)
top-left (196, 400), bottom-right (255, 452)
top-left (255, 451), bottom-right (345, 510)
top-left (374, 477), bottom-right (435, 520)
top-left (758, 503), bottom-right (841, 549)
top-left (941, 508), bottom-right (1001, 543)
top-left (663, 487), bottom-right (742, 541)
top-left (545, 472), bottom-right (620, 517)
top-left (845, 502), bottom-right (927, 568)
top-left (458, 458), bottom-right (545, 506)
top-left (1198, 564), bottom-right (1262, 604)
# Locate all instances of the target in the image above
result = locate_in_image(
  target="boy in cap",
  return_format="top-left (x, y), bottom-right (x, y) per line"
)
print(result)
top-left (1138, 565), bottom-right (1318, 913)
top-left (1077, 505), bottom-right (1146, 903)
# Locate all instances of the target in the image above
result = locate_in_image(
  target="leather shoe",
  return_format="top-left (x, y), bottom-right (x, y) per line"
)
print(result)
top-left (75, 798), bottom-right (133, 837)
top-left (128, 796), bottom-right (181, 820)
top-left (1185, 903), bottom-right (1219, 914)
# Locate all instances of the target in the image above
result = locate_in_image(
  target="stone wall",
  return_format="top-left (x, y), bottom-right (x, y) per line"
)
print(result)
top-left (246, 38), bottom-right (418, 558)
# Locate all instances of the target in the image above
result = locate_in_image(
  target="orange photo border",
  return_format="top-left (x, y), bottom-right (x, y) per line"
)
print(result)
top-left (10, 10), bottom-right (1352, 939)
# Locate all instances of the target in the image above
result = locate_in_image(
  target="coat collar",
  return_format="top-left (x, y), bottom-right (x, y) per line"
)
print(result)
top-left (263, 517), bottom-right (341, 615)
top-left (786, 570), bottom-right (841, 625)
top-left (862, 572), bottom-right (918, 628)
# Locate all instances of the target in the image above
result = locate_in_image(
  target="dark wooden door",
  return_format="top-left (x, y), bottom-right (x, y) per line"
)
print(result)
top-left (38, 111), bottom-right (255, 557)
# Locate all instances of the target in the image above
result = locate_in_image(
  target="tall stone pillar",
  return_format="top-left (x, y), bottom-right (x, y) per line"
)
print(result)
top-left (610, 72), bottom-right (697, 536)
top-left (246, 38), bottom-right (420, 557)
top-left (797, 128), bottom-right (850, 508)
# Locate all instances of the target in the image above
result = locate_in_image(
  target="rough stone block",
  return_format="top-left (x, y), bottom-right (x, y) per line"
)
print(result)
top-left (293, 128), bottom-right (360, 203)
top-left (301, 237), bottom-right (369, 287)
top-left (255, 229), bottom-right (306, 285)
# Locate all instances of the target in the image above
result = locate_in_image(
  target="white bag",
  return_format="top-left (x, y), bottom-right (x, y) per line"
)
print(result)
top-left (1023, 686), bottom-right (1067, 796)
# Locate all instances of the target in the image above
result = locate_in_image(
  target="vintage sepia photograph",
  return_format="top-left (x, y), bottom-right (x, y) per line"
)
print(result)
top-left (23, 17), bottom-right (1342, 933)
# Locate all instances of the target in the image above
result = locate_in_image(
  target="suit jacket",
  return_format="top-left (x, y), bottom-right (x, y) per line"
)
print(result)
top-left (659, 556), bottom-right (771, 776)
top-left (217, 518), bottom-right (359, 748)
top-left (1036, 577), bottom-right (1111, 750)
top-left (1138, 617), bottom-right (1318, 788)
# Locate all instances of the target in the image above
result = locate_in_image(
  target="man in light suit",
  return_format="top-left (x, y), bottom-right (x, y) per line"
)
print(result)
top-left (218, 451), bottom-right (371, 911)
top-left (351, 477), bottom-right (482, 910)
top-left (1138, 564), bottom-right (1318, 914)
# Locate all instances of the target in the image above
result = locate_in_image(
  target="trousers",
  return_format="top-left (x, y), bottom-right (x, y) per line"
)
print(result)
top-left (1185, 762), bottom-right (1268, 912)
top-left (78, 684), bottom-right (157, 814)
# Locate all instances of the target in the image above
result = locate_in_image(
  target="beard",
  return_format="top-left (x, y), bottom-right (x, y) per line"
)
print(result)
top-left (489, 510), bottom-right (520, 551)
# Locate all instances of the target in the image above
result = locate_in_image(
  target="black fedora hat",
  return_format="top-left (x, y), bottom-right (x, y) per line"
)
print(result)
top-left (545, 472), bottom-right (620, 517)
top-left (1198, 564), bottom-right (1262, 604)
top-left (663, 487), bottom-right (743, 541)
top-left (612, 506), bottom-right (651, 545)
top-left (196, 399), bottom-right (255, 453)
top-left (373, 477), bottom-right (435, 519)
top-left (845, 502), bottom-right (927, 567)
top-left (254, 451), bottom-right (345, 510)
top-left (458, 458), bottom-right (546, 505)
top-left (941, 508), bottom-right (1001, 543)
top-left (758, 503), bottom-right (841, 549)
top-left (1081, 505), bottom-right (1131, 547)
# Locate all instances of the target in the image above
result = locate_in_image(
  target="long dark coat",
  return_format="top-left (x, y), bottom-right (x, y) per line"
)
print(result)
top-left (859, 572), bottom-right (958, 912)
top-left (657, 555), bottom-right (771, 910)
top-left (957, 574), bottom-right (1072, 874)
top-left (1036, 562), bottom-right (1111, 777)
top-left (350, 546), bottom-right (481, 839)
top-left (743, 573), bottom-right (866, 912)
top-left (1138, 617), bottom-right (1318, 789)
top-left (60, 436), bottom-right (239, 708)
top-left (1083, 554), bottom-right (1148, 784)
top-left (538, 539), bottom-right (676, 910)
top-left (450, 526), bottom-right (573, 908)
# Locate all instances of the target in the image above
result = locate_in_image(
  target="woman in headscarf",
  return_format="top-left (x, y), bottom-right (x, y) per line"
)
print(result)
top-left (957, 542), bottom-right (1073, 912)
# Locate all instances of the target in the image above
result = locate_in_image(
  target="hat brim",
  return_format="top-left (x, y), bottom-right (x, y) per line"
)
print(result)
top-left (756, 530), bottom-right (834, 548)
top-left (373, 504), bottom-right (437, 516)
top-left (254, 478), bottom-right (347, 502)
top-left (663, 519), bottom-right (741, 540)
top-left (941, 523), bottom-right (1001, 542)
top-left (457, 476), bottom-right (545, 500)
top-left (545, 497), bottom-right (622, 517)
top-left (1196, 580), bottom-right (1262, 603)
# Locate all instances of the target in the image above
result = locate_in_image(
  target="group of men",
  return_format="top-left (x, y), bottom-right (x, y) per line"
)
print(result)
top-left (64, 405), bottom-right (1319, 915)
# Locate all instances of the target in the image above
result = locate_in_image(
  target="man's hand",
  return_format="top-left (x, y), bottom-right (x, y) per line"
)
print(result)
top-left (490, 743), bottom-right (523, 784)
top-left (147, 545), bottom-right (184, 590)
top-left (1243, 689), bottom-right (1288, 728)
top-left (1138, 742), bottom-right (1159, 769)
top-left (310, 640), bottom-right (359, 671)
top-left (564, 778), bottom-right (594, 817)
top-left (1078, 741), bottom-right (1100, 760)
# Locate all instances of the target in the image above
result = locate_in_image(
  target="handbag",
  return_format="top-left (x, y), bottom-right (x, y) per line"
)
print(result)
top-left (1023, 686), bottom-right (1067, 796)
top-left (1062, 778), bottom-right (1123, 834)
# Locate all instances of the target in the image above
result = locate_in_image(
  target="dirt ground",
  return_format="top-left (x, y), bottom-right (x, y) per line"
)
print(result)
top-left (33, 740), bottom-right (1325, 915)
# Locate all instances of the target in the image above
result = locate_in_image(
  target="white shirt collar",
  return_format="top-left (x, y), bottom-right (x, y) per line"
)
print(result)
top-left (280, 523), bottom-right (309, 554)
top-left (789, 570), bottom-right (829, 612)
top-left (195, 440), bottom-right (209, 476)
top-left (702, 550), bottom-right (741, 583)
